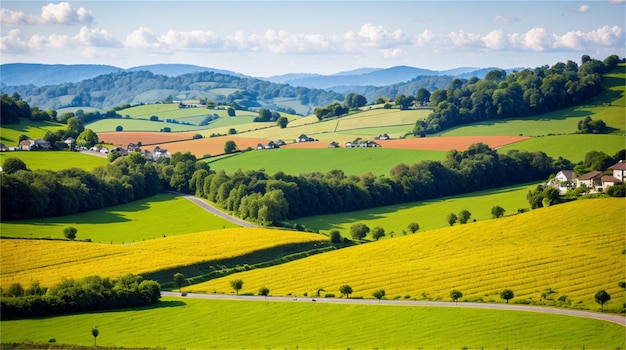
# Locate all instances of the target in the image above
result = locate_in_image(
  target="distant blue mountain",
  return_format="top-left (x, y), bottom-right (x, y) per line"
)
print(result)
top-left (126, 64), bottom-right (246, 78)
top-left (0, 63), bottom-right (121, 86)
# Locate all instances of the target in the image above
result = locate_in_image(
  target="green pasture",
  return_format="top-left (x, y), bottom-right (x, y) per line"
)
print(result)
top-left (0, 193), bottom-right (238, 243)
top-left (86, 119), bottom-right (206, 133)
top-left (335, 108), bottom-right (429, 131)
top-left (1, 297), bottom-right (623, 349)
top-left (0, 121), bottom-right (66, 146)
top-left (288, 182), bottom-right (537, 237)
top-left (498, 134), bottom-right (625, 163)
top-left (0, 150), bottom-right (108, 172)
top-left (130, 89), bottom-right (179, 105)
top-left (205, 148), bottom-right (447, 177)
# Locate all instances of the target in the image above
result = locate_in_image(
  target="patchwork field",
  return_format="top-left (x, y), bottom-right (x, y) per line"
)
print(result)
top-left (205, 147), bottom-right (447, 176)
top-left (0, 227), bottom-right (328, 289)
top-left (190, 198), bottom-right (626, 313)
top-left (0, 150), bottom-right (108, 171)
top-left (287, 182), bottom-right (538, 235)
top-left (1, 297), bottom-right (624, 349)
top-left (0, 193), bottom-right (238, 243)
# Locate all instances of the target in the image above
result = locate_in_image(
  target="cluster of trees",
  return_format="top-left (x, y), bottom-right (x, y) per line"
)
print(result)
top-left (1, 93), bottom-right (56, 124)
top-left (1, 274), bottom-right (160, 319)
top-left (577, 116), bottom-right (607, 134)
top-left (194, 143), bottom-right (560, 225)
top-left (413, 55), bottom-right (619, 136)
top-left (254, 108), bottom-right (281, 122)
top-left (1, 70), bottom-right (343, 113)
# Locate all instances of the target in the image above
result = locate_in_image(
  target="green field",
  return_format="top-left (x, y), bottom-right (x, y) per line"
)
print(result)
top-left (0, 150), bottom-right (108, 171)
top-left (288, 182), bottom-right (538, 236)
top-left (0, 193), bottom-right (238, 243)
top-left (205, 148), bottom-right (447, 176)
top-left (1, 297), bottom-right (623, 349)
top-left (498, 134), bottom-right (625, 162)
top-left (86, 118), bottom-right (208, 132)
top-left (0, 121), bottom-right (66, 146)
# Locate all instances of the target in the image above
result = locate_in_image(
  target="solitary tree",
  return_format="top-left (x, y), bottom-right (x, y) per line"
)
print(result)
top-left (329, 230), bottom-right (342, 243)
top-left (407, 222), bottom-right (420, 233)
top-left (491, 205), bottom-right (506, 218)
top-left (173, 272), bottom-right (186, 293)
top-left (458, 210), bottom-right (472, 224)
top-left (339, 284), bottom-right (353, 298)
top-left (230, 279), bottom-right (244, 295)
top-left (372, 289), bottom-right (385, 303)
top-left (224, 140), bottom-right (238, 154)
top-left (227, 107), bottom-right (236, 116)
top-left (594, 290), bottom-right (611, 312)
top-left (277, 116), bottom-right (289, 128)
top-left (63, 226), bottom-right (77, 240)
top-left (447, 212), bottom-right (458, 226)
top-left (371, 226), bottom-right (385, 241)
top-left (258, 287), bottom-right (270, 298)
top-left (450, 290), bottom-right (463, 304)
top-left (500, 289), bottom-right (514, 303)
top-left (91, 327), bottom-right (99, 346)
top-left (350, 223), bottom-right (370, 240)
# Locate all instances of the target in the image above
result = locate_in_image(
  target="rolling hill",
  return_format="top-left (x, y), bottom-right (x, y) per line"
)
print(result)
top-left (189, 198), bottom-right (625, 312)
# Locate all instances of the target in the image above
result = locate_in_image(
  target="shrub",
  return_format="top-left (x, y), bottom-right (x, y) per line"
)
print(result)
top-left (324, 293), bottom-right (335, 298)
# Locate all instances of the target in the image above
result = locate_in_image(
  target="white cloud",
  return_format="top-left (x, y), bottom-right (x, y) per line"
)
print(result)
top-left (1, 2), bottom-right (93, 26)
top-left (381, 48), bottom-right (405, 58)
top-left (0, 29), bottom-right (32, 53)
top-left (493, 15), bottom-right (520, 24)
top-left (481, 29), bottom-right (508, 50)
top-left (74, 27), bottom-right (119, 47)
top-left (125, 27), bottom-right (160, 50)
top-left (608, 0), bottom-right (625, 4)
top-left (577, 5), bottom-right (591, 13)
top-left (159, 30), bottom-right (222, 50)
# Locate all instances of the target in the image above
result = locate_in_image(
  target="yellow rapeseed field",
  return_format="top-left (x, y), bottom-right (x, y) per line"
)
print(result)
top-left (191, 198), bottom-right (625, 311)
top-left (1, 228), bottom-right (327, 288)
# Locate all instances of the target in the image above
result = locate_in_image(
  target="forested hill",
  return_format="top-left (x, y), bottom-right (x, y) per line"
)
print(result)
top-left (0, 70), bottom-right (343, 114)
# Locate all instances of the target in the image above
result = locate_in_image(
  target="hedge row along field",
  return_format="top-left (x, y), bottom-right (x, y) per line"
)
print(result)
top-left (0, 228), bottom-right (328, 289)
top-left (190, 198), bottom-right (625, 312)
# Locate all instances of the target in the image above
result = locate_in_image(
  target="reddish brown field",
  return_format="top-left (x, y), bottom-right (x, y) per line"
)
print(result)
top-left (98, 131), bottom-right (199, 146)
top-left (148, 137), bottom-right (272, 158)
top-left (284, 136), bottom-right (530, 151)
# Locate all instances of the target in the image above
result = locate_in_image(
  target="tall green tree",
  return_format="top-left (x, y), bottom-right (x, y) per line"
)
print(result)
top-left (91, 327), bottom-right (99, 346)
top-left (458, 210), bottom-right (471, 224)
top-left (372, 289), bottom-right (385, 302)
top-left (594, 290), bottom-right (611, 312)
top-left (447, 212), bottom-right (458, 226)
top-left (500, 289), bottom-right (514, 303)
top-left (350, 223), bottom-right (370, 240)
top-left (491, 206), bottom-right (506, 218)
top-left (339, 284), bottom-right (353, 298)
top-left (371, 226), bottom-right (385, 241)
top-left (230, 279), bottom-right (244, 295)
top-left (224, 140), bottom-right (238, 154)
top-left (173, 273), bottom-right (186, 293)
top-left (450, 290), bottom-right (463, 304)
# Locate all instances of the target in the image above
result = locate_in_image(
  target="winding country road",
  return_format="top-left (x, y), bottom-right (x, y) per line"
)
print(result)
top-left (164, 192), bottom-right (625, 327)
top-left (167, 191), bottom-right (256, 227)
top-left (162, 291), bottom-right (626, 326)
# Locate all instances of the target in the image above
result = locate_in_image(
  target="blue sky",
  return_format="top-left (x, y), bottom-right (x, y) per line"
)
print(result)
top-left (1, 1), bottom-right (624, 77)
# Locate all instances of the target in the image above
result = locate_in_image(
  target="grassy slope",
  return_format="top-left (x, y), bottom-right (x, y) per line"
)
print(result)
top-left (205, 147), bottom-right (446, 176)
top-left (288, 182), bottom-right (538, 236)
top-left (0, 193), bottom-right (238, 243)
top-left (1, 227), bottom-right (328, 288)
top-left (0, 121), bottom-right (66, 146)
top-left (1, 297), bottom-right (624, 349)
top-left (0, 150), bottom-right (108, 171)
top-left (498, 134), bottom-right (625, 162)
top-left (191, 198), bottom-right (625, 312)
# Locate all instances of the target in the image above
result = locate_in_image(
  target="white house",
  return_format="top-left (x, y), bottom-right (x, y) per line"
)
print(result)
top-left (548, 170), bottom-right (575, 194)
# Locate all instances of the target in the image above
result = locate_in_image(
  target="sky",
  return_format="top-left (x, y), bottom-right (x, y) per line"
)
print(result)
top-left (1, 0), bottom-right (625, 77)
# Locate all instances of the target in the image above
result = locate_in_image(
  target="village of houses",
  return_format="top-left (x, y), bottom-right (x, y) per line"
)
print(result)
top-left (3, 134), bottom-right (624, 196)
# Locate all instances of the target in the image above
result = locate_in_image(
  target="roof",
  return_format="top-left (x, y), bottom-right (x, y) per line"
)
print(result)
top-left (608, 160), bottom-right (626, 171)
top-left (577, 170), bottom-right (603, 180)
top-left (556, 170), bottom-right (575, 180)
top-left (601, 175), bottom-right (622, 183)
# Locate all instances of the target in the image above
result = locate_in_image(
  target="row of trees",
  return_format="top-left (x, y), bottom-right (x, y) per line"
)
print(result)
top-left (413, 55), bottom-right (619, 136)
top-left (1, 274), bottom-right (160, 319)
top-left (196, 143), bottom-right (561, 225)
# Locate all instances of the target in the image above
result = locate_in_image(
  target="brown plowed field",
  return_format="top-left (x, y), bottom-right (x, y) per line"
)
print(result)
top-left (283, 136), bottom-right (530, 151)
top-left (148, 137), bottom-right (272, 158)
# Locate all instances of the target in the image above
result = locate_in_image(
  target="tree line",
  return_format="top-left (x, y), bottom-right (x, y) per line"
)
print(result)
top-left (412, 55), bottom-right (620, 136)
top-left (1, 273), bottom-right (160, 319)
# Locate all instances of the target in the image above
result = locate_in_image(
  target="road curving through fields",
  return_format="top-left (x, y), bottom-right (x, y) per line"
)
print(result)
top-left (161, 291), bottom-right (626, 326)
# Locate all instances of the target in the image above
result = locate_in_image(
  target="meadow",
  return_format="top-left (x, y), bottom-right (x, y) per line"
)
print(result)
top-left (190, 198), bottom-right (626, 313)
top-left (0, 193), bottom-right (238, 243)
top-left (1, 297), bottom-right (624, 349)
top-left (205, 147), bottom-right (447, 176)
top-left (0, 227), bottom-right (328, 288)
top-left (287, 182), bottom-right (538, 236)
top-left (498, 134), bottom-right (626, 162)
top-left (0, 120), bottom-right (66, 146)
top-left (0, 150), bottom-right (108, 171)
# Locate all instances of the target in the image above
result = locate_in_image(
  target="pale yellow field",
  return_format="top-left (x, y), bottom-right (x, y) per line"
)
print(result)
top-left (1, 228), bottom-right (328, 288)
top-left (190, 198), bottom-right (626, 311)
